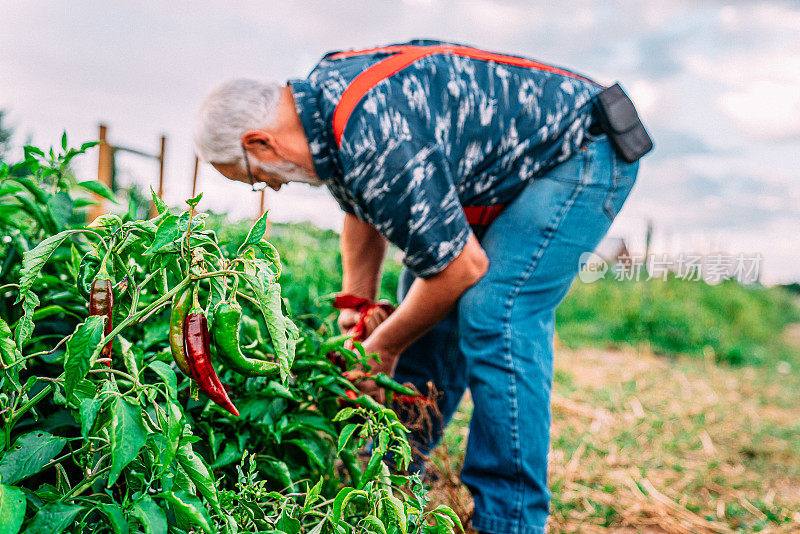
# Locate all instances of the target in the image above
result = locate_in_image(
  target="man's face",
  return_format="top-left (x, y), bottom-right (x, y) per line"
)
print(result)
top-left (212, 149), bottom-right (322, 191)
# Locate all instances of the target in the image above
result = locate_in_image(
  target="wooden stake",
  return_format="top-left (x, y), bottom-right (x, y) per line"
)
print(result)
top-left (259, 191), bottom-right (271, 236)
top-left (149, 135), bottom-right (167, 218)
top-left (89, 124), bottom-right (113, 222)
top-left (191, 155), bottom-right (199, 199)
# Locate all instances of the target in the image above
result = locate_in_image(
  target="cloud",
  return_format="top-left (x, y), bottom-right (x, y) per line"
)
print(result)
top-left (2, 0), bottom-right (799, 282)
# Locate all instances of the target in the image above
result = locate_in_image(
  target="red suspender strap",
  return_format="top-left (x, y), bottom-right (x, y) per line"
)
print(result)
top-left (462, 204), bottom-right (507, 226)
top-left (331, 44), bottom-right (598, 147)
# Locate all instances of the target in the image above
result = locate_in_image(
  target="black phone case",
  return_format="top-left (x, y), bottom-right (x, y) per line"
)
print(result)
top-left (595, 83), bottom-right (653, 163)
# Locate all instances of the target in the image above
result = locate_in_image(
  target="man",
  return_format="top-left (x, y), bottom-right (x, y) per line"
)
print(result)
top-left (194, 39), bottom-right (649, 534)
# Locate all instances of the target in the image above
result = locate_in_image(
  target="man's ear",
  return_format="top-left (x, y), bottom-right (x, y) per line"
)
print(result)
top-left (241, 130), bottom-right (277, 158)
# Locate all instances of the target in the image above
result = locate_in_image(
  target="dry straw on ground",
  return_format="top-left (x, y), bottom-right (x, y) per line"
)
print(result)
top-left (425, 345), bottom-right (800, 533)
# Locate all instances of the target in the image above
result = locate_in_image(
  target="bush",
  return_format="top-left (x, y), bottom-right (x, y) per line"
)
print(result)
top-left (0, 139), bottom-right (462, 534)
top-left (556, 275), bottom-right (800, 365)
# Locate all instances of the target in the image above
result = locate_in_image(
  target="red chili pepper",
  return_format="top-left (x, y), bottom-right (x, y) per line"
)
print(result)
top-left (333, 293), bottom-right (427, 405)
top-left (183, 307), bottom-right (239, 417)
top-left (332, 294), bottom-right (395, 350)
top-left (89, 276), bottom-right (113, 367)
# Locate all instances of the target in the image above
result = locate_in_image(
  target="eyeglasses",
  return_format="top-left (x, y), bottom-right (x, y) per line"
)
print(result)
top-left (241, 143), bottom-right (268, 192)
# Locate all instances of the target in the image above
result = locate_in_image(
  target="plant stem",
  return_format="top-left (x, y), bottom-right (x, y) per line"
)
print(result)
top-left (88, 368), bottom-right (137, 382)
top-left (10, 382), bottom-right (55, 427)
top-left (26, 333), bottom-right (71, 359)
top-left (63, 465), bottom-right (112, 500)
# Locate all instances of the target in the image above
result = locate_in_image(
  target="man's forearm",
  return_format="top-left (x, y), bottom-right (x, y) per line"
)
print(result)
top-left (340, 213), bottom-right (387, 300)
top-left (366, 233), bottom-right (489, 357)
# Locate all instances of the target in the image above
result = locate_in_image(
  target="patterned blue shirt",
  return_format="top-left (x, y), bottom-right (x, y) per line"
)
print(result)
top-left (289, 40), bottom-right (603, 277)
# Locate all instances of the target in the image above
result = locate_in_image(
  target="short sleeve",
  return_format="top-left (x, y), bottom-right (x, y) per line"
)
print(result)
top-left (344, 139), bottom-right (472, 278)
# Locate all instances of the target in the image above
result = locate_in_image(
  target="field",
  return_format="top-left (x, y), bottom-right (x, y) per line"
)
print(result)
top-left (432, 344), bottom-right (800, 533)
top-left (1, 142), bottom-right (799, 533)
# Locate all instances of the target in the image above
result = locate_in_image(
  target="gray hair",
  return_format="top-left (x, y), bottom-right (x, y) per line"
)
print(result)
top-left (194, 79), bottom-right (282, 165)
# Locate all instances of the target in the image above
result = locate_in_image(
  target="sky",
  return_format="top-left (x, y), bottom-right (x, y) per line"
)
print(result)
top-left (2, 0), bottom-right (799, 283)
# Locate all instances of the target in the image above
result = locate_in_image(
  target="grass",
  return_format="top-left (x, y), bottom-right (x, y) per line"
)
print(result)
top-left (555, 275), bottom-right (800, 366)
top-left (429, 342), bottom-right (800, 533)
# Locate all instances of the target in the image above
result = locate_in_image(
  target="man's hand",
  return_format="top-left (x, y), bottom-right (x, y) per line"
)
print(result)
top-left (337, 304), bottom-right (391, 338)
top-left (353, 336), bottom-right (401, 404)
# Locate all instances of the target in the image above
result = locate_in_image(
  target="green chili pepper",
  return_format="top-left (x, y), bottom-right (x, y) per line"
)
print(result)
top-left (351, 394), bottom-right (386, 414)
top-left (372, 373), bottom-right (417, 396)
top-left (357, 431), bottom-right (390, 489)
top-left (169, 285), bottom-right (193, 376)
top-left (212, 300), bottom-right (279, 377)
top-left (339, 449), bottom-right (362, 488)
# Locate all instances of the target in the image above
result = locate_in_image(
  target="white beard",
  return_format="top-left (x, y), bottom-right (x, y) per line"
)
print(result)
top-left (254, 160), bottom-right (324, 187)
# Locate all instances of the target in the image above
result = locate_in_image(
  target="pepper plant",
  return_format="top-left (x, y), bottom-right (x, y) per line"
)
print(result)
top-left (0, 139), bottom-right (463, 533)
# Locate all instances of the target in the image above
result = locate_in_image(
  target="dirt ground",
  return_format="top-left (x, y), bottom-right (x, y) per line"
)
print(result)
top-left (426, 339), bottom-right (800, 533)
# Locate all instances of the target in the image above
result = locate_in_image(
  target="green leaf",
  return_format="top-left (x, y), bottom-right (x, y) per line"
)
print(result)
top-left (131, 497), bottom-right (166, 534)
top-left (155, 400), bottom-right (183, 474)
top-left (307, 520), bottom-right (326, 534)
top-left (382, 495), bottom-right (407, 534)
top-left (360, 515), bottom-right (387, 534)
top-left (64, 316), bottom-right (105, 398)
top-left (430, 505), bottom-right (464, 532)
top-left (176, 444), bottom-right (219, 512)
top-left (333, 488), bottom-right (368, 526)
top-left (254, 242), bottom-right (282, 279)
top-left (76, 180), bottom-right (117, 202)
top-left (19, 502), bottom-right (81, 534)
top-left (332, 487), bottom-right (355, 525)
top-left (108, 397), bottom-right (147, 486)
top-left (23, 145), bottom-right (45, 159)
top-left (14, 291), bottom-right (38, 350)
top-left (46, 192), bottom-right (73, 230)
top-left (303, 478), bottom-right (323, 513)
top-left (61, 131), bottom-right (68, 150)
top-left (286, 438), bottom-right (328, 471)
top-left (332, 407), bottom-right (356, 422)
top-left (337, 423), bottom-right (359, 454)
top-left (0, 431), bottom-right (66, 485)
top-left (148, 361), bottom-right (176, 399)
top-left (144, 215), bottom-right (179, 255)
top-left (237, 211), bottom-right (270, 255)
top-left (81, 141), bottom-right (100, 151)
top-left (0, 483), bottom-right (26, 534)
top-left (150, 186), bottom-right (168, 214)
top-left (186, 193), bottom-right (203, 208)
top-left (276, 507), bottom-right (301, 534)
top-left (32, 304), bottom-right (83, 322)
top-left (86, 213), bottom-right (123, 229)
top-left (98, 504), bottom-right (129, 534)
top-left (118, 335), bottom-right (140, 378)
top-left (79, 396), bottom-right (104, 438)
top-left (16, 230), bottom-right (79, 300)
top-left (159, 490), bottom-right (214, 534)
top-left (242, 276), bottom-right (294, 381)
top-left (0, 317), bottom-right (21, 368)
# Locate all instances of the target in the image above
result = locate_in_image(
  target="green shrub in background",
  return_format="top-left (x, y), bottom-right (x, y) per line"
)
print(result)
top-left (556, 275), bottom-right (800, 365)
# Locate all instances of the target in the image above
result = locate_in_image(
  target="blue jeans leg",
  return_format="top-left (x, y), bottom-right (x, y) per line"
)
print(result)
top-left (459, 136), bottom-right (638, 534)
